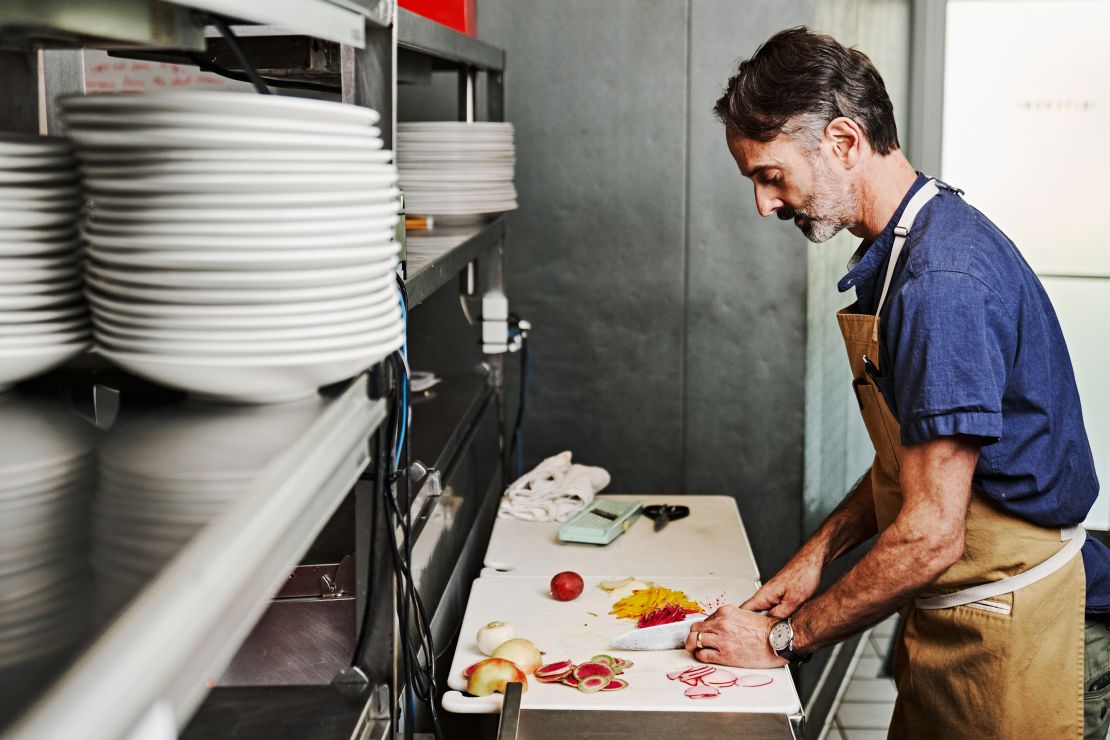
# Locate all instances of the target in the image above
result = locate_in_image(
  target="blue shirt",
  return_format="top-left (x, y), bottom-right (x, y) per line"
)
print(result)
top-left (839, 173), bottom-right (1110, 613)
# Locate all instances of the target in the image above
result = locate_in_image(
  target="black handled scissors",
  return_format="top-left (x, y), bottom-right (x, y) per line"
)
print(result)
top-left (643, 504), bottom-right (690, 532)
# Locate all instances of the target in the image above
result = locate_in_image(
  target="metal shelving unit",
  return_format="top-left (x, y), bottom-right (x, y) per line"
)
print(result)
top-left (0, 2), bottom-right (512, 738)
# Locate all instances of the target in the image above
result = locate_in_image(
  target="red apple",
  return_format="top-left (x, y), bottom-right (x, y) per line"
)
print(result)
top-left (466, 658), bottom-right (528, 697)
top-left (550, 571), bottom-right (584, 601)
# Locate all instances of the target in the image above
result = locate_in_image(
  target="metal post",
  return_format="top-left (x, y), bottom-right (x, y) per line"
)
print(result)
top-left (40, 49), bottom-right (86, 135)
top-left (458, 65), bottom-right (476, 122)
top-left (342, 19), bottom-right (396, 148)
top-left (0, 49), bottom-right (41, 133)
top-left (487, 67), bottom-right (504, 123)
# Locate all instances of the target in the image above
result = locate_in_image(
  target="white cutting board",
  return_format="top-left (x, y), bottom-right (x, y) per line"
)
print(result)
top-left (483, 495), bottom-right (760, 580)
top-left (442, 575), bottom-right (800, 715)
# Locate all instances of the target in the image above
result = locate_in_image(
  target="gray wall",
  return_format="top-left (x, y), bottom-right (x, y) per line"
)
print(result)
top-left (477, 0), bottom-right (815, 579)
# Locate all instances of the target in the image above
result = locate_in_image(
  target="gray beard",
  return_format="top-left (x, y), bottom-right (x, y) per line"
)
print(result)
top-left (778, 156), bottom-right (858, 243)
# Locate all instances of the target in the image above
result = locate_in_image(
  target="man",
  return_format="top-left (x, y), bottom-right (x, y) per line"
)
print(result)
top-left (686, 27), bottom-right (1110, 739)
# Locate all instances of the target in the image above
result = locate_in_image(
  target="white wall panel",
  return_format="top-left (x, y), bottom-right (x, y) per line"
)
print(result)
top-left (942, 0), bottom-right (1110, 277)
top-left (1041, 276), bottom-right (1110, 530)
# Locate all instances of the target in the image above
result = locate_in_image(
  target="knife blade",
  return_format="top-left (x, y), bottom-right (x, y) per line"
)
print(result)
top-left (608, 615), bottom-right (707, 651)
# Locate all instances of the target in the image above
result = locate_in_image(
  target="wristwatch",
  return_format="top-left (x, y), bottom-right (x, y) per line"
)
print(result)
top-left (769, 618), bottom-right (809, 665)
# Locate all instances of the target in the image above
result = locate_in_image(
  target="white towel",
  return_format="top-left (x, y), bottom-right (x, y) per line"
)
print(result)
top-left (498, 451), bottom-right (611, 522)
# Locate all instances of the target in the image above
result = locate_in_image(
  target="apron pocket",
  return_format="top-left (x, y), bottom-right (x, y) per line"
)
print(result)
top-left (854, 379), bottom-right (901, 476)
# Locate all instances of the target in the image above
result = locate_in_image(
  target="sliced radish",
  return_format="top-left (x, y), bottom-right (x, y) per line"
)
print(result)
top-left (703, 668), bottom-right (739, 686)
top-left (535, 660), bottom-right (575, 679)
top-left (679, 676), bottom-right (700, 686)
top-left (681, 666), bottom-right (715, 680)
top-left (685, 684), bottom-right (721, 699)
top-left (578, 675), bottom-right (609, 693)
top-left (562, 674), bottom-right (580, 687)
top-left (573, 662), bottom-right (614, 681)
top-left (462, 661), bottom-right (483, 678)
top-left (615, 658), bottom-right (634, 670)
top-left (667, 667), bottom-right (690, 680)
top-left (589, 654), bottom-right (617, 667)
top-left (737, 674), bottom-right (773, 688)
top-left (602, 677), bottom-right (629, 691)
top-left (535, 669), bottom-right (573, 683)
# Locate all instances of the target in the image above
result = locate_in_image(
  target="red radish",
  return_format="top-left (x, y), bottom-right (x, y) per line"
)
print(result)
top-left (462, 661), bottom-right (483, 678)
top-left (667, 667), bottom-right (689, 680)
top-left (679, 676), bottom-right (700, 686)
top-left (703, 668), bottom-right (739, 686)
top-left (602, 678), bottom-right (629, 691)
top-left (577, 675), bottom-right (609, 693)
top-left (737, 674), bottom-right (773, 688)
top-left (573, 662), bottom-right (614, 681)
top-left (684, 684), bottom-right (721, 699)
top-left (550, 571), bottom-right (585, 601)
top-left (681, 666), bottom-right (715, 680)
top-left (535, 660), bottom-right (575, 679)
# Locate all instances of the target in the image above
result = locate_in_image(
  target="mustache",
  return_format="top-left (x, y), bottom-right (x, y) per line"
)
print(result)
top-left (777, 206), bottom-right (809, 222)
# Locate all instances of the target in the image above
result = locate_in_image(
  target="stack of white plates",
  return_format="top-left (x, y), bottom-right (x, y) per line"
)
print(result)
top-left (397, 122), bottom-right (517, 216)
top-left (0, 134), bottom-right (91, 392)
top-left (92, 398), bottom-right (325, 613)
top-left (0, 396), bottom-right (96, 668)
top-left (58, 92), bottom-right (404, 404)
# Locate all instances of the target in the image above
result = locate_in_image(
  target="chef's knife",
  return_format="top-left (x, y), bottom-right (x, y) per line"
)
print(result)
top-left (608, 615), bottom-right (707, 650)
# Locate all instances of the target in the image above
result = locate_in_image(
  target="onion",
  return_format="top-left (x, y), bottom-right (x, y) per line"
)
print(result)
top-left (476, 620), bottom-right (517, 656)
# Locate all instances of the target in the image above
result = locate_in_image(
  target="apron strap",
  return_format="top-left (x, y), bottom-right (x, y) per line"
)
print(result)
top-left (914, 526), bottom-right (1087, 610)
top-left (872, 179), bottom-right (941, 342)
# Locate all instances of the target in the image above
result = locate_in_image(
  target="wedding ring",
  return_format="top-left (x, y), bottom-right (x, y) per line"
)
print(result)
top-left (696, 631), bottom-right (704, 650)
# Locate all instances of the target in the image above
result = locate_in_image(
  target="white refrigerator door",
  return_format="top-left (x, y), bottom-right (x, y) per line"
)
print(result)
top-left (1041, 276), bottom-right (1110, 530)
top-left (942, 0), bottom-right (1110, 277)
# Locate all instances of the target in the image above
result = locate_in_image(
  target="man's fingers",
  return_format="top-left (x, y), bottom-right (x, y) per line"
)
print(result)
top-left (694, 647), bottom-right (723, 665)
top-left (740, 590), bottom-right (779, 611)
top-left (767, 602), bottom-right (797, 619)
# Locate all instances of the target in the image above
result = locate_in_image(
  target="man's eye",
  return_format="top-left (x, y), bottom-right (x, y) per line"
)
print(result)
top-left (761, 174), bottom-right (782, 186)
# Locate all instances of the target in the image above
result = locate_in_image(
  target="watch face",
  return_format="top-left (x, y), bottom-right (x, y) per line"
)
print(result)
top-left (769, 621), bottom-right (792, 651)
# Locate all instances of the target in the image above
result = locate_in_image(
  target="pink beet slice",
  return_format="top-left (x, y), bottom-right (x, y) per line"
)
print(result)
top-left (685, 684), bottom-right (721, 699)
top-left (704, 668), bottom-right (739, 686)
top-left (578, 675), bottom-right (609, 693)
top-left (737, 674), bottom-right (773, 688)
top-left (536, 660), bottom-right (575, 679)
top-left (573, 662), bottom-right (614, 681)
top-left (602, 677), bottom-right (629, 691)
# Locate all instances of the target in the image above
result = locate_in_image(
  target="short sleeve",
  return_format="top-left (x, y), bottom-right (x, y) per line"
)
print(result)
top-left (882, 270), bottom-right (1012, 446)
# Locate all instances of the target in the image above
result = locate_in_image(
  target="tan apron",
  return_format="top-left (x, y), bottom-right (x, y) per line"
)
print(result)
top-left (837, 180), bottom-right (1087, 739)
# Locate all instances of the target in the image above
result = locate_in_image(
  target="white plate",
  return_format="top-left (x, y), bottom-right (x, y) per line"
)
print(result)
top-left (0, 133), bottom-right (73, 156)
top-left (0, 240), bottom-right (83, 259)
top-left (85, 213), bottom-right (399, 236)
top-left (87, 201), bottom-right (399, 224)
top-left (86, 271), bottom-right (394, 305)
top-left (0, 342), bottom-right (89, 391)
top-left (83, 170), bottom-right (398, 194)
top-left (0, 290), bottom-right (82, 310)
top-left (0, 328), bottom-right (89, 348)
top-left (0, 210), bottom-right (78, 230)
top-left (0, 275), bottom-right (83, 296)
top-left (60, 92), bottom-right (380, 127)
top-left (0, 253), bottom-right (82, 272)
top-left (76, 147), bottom-right (394, 164)
top-left (94, 307), bottom-right (399, 342)
top-left (407, 203), bottom-right (517, 215)
top-left (90, 292), bottom-right (396, 329)
top-left (0, 185), bottom-right (81, 201)
top-left (0, 154), bottom-right (79, 170)
top-left (0, 317), bottom-right (89, 336)
top-left (0, 303), bottom-right (86, 324)
top-left (87, 259), bottom-right (394, 289)
top-left (82, 160), bottom-right (396, 181)
top-left (0, 170), bottom-right (78, 186)
top-left (83, 227), bottom-right (394, 251)
top-left (98, 338), bottom-right (403, 403)
top-left (88, 243), bottom-right (398, 270)
top-left (88, 187), bottom-right (400, 209)
top-left (67, 127), bottom-right (384, 151)
top-left (95, 318), bottom-right (403, 355)
top-left (86, 284), bottom-right (392, 318)
top-left (398, 122), bottom-right (513, 130)
top-left (64, 111), bottom-right (381, 138)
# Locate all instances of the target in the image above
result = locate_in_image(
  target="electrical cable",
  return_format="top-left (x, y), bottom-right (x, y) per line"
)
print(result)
top-left (506, 315), bottom-right (530, 479)
top-left (185, 52), bottom-right (341, 93)
top-left (205, 15), bottom-right (270, 94)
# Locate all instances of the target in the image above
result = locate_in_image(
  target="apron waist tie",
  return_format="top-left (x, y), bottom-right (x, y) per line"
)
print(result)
top-left (914, 526), bottom-right (1086, 611)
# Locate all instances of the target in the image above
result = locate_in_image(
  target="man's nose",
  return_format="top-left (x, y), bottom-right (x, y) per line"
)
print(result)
top-left (754, 187), bottom-right (782, 218)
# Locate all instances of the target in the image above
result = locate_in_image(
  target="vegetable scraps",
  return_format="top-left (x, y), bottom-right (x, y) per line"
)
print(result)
top-left (610, 585), bottom-right (701, 621)
top-left (533, 654), bottom-right (633, 694)
top-left (666, 665), bottom-right (773, 699)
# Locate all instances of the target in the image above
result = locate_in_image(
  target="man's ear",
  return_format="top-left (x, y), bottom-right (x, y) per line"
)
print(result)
top-left (824, 117), bottom-right (862, 169)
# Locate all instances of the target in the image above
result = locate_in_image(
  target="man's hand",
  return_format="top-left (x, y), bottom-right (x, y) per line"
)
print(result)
top-left (741, 552), bottom-right (822, 618)
top-left (683, 605), bottom-right (788, 668)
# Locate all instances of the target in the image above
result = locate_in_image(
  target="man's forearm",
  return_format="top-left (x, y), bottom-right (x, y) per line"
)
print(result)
top-left (795, 471), bottom-right (878, 569)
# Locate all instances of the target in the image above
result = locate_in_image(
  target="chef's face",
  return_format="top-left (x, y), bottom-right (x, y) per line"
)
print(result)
top-left (726, 128), bottom-right (857, 243)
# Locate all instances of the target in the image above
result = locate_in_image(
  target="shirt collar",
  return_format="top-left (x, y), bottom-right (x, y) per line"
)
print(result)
top-left (837, 172), bottom-right (929, 296)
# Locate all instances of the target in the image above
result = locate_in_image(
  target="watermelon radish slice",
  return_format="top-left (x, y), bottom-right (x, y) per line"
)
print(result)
top-left (578, 675), bottom-right (609, 693)
top-left (737, 674), bottom-right (773, 688)
top-left (462, 661), bottom-right (483, 678)
top-left (685, 684), bottom-right (721, 699)
top-left (704, 668), bottom-right (739, 686)
top-left (573, 662), bottom-right (614, 681)
top-left (535, 660), bottom-right (576, 679)
top-left (589, 654), bottom-right (617, 667)
top-left (562, 674), bottom-right (580, 687)
top-left (535, 670), bottom-right (573, 683)
top-left (602, 677), bottom-right (629, 691)
top-left (615, 658), bottom-right (634, 670)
